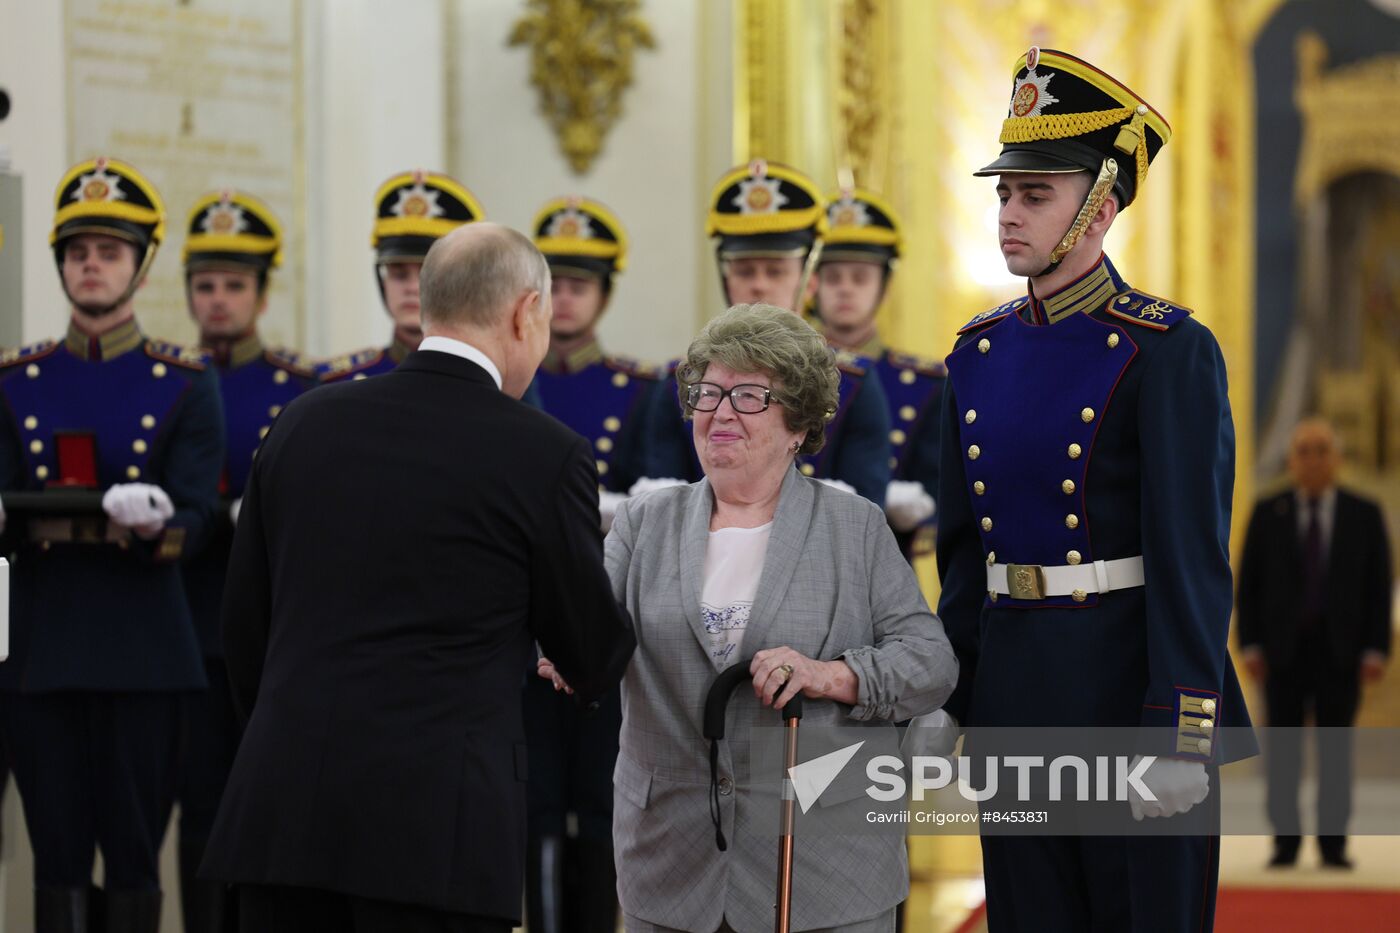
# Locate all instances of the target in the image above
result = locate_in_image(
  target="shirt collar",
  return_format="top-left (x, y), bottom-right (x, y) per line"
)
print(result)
top-left (418, 335), bottom-right (503, 390)
top-left (1026, 253), bottom-right (1126, 325)
top-left (541, 337), bottom-right (604, 375)
top-left (65, 316), bottom-right (143, 361)
top-left (1295, 486), bottom-right (1337, 510)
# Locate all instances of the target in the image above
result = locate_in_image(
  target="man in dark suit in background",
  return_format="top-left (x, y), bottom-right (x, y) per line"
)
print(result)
top-left (1238, 417), bottom-right (1392, 869)
top-left (201, 222), bottom-right (636, 932)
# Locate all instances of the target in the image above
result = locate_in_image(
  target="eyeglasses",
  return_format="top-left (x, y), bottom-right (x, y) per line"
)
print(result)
top-left (685, 382), bottom-right (773, 414)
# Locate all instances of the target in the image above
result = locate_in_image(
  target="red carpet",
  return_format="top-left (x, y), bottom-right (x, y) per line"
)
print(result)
top-left (952, 888), bottom-right (1400, 932)
top-left (1215, 887), bottom-right (1400, 932)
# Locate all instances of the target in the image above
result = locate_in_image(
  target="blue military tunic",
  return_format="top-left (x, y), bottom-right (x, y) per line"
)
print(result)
top-left (638, 351), bottom-right (893, 506)
top-left (531, 340), bottom-right (660, 494)
top-left (0, 319), bottom-right (224, 692)
top-left (316, 337), bottom-right (412, 383)
top-left (935, 255), bottom-right (1254, 763)
top-left (183, 335), bottom-right (313, 656)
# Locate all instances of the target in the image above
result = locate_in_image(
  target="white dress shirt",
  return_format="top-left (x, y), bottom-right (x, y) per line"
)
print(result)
top-left (1294, 485), bottom-right (1337, 556)
top-left (418, 335), bottom-right (503, 390)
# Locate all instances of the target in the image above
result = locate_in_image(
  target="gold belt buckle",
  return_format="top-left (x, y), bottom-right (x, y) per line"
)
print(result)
top-left (1006, 563), bottom-right (1046, 600)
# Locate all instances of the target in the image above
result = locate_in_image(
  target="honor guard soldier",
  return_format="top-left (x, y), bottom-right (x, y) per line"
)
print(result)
top-left (637, 161), bottom-right (892, 505)
top-left (318, 169), bottom-right (483, 383)
top-left (522, 196), bottom-right (649, 933)
top-left (816, 188), bottom-right (942, 556)
top-left (177, 189), bottom-right (311, 932)
top-left (933, 50), bottom-right (1256, 931)
top-left (529, 196), bottom-right (660, 527)
top-left (0, 157), bottom-right (224, 932)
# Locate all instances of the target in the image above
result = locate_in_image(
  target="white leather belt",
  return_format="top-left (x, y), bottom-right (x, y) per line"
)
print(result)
top-left (987, 556), bottom-right (1144, 600)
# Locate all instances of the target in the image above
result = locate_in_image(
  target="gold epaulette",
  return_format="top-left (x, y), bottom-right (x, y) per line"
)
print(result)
top-left (265, 346), bottom-right (316, 379)
top-left (1103, 290), bottom-right (1193, 332)
top-left (832, 348), bottom-right (872, 376)
top-left (886, 350), bottom-right (947, 378)
top-left (0, 339), bottom-right (58, 368)
top-left (319, 347), bottom-right (384, 378)
top-left (957, 296), bottom-right (1027, 335)
top-left (605, 354), bottom-right (664, 381)
top-left (145, 340), bottom-right (210, 371)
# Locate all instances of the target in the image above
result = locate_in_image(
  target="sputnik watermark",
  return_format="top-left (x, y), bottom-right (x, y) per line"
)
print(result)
top-left (788, 745), bottom-right (1158, 813)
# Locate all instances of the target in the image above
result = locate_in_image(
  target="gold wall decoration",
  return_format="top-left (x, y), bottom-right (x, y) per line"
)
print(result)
top-left (1293, 31), bottom-right (1400, 206)
top-left (508, 0), bottom-right (656, 174)
top-left (833, 0), bottom-right (890, 193)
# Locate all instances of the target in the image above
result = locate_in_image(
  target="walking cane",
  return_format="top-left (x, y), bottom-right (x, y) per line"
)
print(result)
top-left (703, 659), bottom-right (804, 933)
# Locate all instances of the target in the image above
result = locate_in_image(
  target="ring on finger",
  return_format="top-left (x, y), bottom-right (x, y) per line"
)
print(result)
top-left (776, 663), bottom-right (794, 684)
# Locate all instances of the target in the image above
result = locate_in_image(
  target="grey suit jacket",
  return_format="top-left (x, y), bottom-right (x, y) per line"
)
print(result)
top-left (606, 466), bottom-right (957, 932)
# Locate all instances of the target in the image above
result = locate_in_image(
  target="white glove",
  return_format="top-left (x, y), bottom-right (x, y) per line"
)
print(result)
top-left (102, 483), bottom-right (175, 539)
top-left (598, 490), bottom-right (628, 534)
top-left (1128, 755), bottom-right (1209, 821)
top-left (627, 477), bottom-right (688, 497)
top-left (816, 478), bottom-right (857, 496)
top-left (901, 708), bottom-right (960, 760)
top-left (885, 480), bottom-right (935, 531)
top-left (229, 497), bottom-right (243, 525)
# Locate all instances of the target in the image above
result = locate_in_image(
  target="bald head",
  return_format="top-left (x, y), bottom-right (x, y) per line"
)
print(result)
top-left (420, 222), bottom-right (551, 331)
top-left (1288, 417), bottom-right (1341, 495)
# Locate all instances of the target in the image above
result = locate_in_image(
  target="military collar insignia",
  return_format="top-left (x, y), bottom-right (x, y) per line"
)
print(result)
top-left (852, 334), bottom-right (885, 359)
top-left (226, 333), bottom-right (265, 369)
top-left (65, 317), bottom-right (143, 361)
top-left (542, 338), bottom-right (605, 375)
top-left (1030, 255), bottom-right (1121, 325)
top-left (388, 336), bottom-right (415, 364)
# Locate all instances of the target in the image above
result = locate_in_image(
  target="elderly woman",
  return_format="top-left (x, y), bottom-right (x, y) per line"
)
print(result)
top-left (547, 303), bottom-right (956, 932)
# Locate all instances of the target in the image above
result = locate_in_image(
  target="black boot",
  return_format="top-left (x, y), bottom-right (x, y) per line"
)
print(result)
top-left (525, 835), bottom-right (566, 933)
top-left (35, 886), bottom-right (90, 933)
top-left (106, 889), bottom-right (161, 933)
top-left (180, 835), bottom-right (238, 933)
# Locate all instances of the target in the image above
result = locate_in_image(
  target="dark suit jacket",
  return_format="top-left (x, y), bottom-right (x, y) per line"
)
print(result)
top-left (201, 350), bottom-right (635, 921)
top-left (1237, 487), bottom-right (1392, 673)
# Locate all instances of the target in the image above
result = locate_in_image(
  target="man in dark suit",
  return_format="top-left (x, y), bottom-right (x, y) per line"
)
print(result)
top-left (1238, 417), bottom-right (1392, 869)
top-left (201, 222), bottom-right (636, 933)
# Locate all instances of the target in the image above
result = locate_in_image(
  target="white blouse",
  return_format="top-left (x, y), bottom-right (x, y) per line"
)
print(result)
top-left (699, 522), bottom-right (772, 671)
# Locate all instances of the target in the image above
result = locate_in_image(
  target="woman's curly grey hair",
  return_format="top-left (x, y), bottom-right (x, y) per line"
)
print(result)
top-left (676, 303), bottom-right (839, 456)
